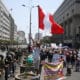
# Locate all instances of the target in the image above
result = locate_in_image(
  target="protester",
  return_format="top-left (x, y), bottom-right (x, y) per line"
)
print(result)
top-left (0, 45), bottom-right (7, 60)
top-left (47, 49), bottom-right (53, 62)
top-left (70, 52), bottom-right (75, 68)
top-left (52, 50), bottom-right (60, 63)
top-left (66, 52), bottom-right (71, 66)
top-left (0, 55), bottom-right (4, 76)
top-left (4, 54), bottom-right (10, 80)
top-left (75, 51), bottom-right (80, 72)
top-left (4, 64), bottom-right (9, 80)
top-left (33, 42), bottom-right (41, 75)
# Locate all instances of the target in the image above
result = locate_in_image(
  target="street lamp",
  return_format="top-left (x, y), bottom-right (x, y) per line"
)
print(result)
top-left (22, 4), bottom-right (37, 46)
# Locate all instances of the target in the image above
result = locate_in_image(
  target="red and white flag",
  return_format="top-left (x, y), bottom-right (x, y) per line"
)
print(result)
top-left (38, 5), bottom-right (45, 30)
top-left (38, 6), bottom-right (64, 34)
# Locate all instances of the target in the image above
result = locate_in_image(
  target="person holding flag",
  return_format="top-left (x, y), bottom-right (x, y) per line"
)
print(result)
top-left (32, 42), bottom-right (41, 75)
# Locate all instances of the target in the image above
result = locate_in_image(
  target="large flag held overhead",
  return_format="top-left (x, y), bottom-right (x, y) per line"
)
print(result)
top-left (40, 62), bottom-right (66, 80)
top-left (38, 6), bottom-right (64, 34)
top-left (38, 5), bottom-right (45, 30)
top-left (51, 20), bottom-right (64, 34)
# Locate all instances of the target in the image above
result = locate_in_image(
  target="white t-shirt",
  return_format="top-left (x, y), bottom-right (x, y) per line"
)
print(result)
top-left (0, 50), bottom-right (7, 60)
top-left (52, 53), bottom-right (60, 63)
top-left (33, 47), bottom-right (40, 61)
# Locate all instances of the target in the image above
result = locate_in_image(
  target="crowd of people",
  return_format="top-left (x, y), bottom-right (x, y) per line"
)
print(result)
top-left (0, 45), bottom-right (25, 80)
top-left (0, 43), bottom-right (80, 80)
top-left (31, 43), bottom-right (80, 77)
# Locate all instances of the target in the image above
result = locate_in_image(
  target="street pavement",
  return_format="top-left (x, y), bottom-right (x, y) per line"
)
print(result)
top-left (64, 68), bottom-right (80, 80)
top-left (0, 66), bottom-right (80, 80)
top-left (66, 72), bottom-right (80, 80)
top-left (0, 64), bottom-right (20, 80)
top-left (0, 56), bottom-right (80, 80)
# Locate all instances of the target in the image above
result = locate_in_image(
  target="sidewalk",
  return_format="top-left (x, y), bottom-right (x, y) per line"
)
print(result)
top-left (8, 55), bottom-right (25, 80)
top-left (64, 68), bottom-right (80, 80)
top-left (8, 64), bottom-right (20, 80)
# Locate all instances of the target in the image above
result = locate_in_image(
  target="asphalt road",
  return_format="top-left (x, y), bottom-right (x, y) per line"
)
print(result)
top-left (0, 67), bottom-right (80, 80)
top-left (65, 69), bottom-right (80, 80)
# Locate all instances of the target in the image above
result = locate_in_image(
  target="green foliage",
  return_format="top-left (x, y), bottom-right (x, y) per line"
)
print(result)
top-left (41, 38), bottom-right (51, 44)
top-left (0, 39), bottom-right (18, 45)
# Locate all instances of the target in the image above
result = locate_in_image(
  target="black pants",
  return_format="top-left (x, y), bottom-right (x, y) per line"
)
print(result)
top-left (66, 67), bottom-right (71, 76)
top-left (75, 61), bottom-right (80, 72)
top-left (5, 67), bottom-right (8, 80)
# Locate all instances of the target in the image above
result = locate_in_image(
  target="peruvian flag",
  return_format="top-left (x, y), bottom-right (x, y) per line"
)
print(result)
top-left (51, 20), bottom-right (64, 34)
top-left (38, 6), bottom-right (64, 34)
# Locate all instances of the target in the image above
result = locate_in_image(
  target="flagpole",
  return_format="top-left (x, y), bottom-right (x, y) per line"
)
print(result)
top-left (38, 26), bottom-right (39, 40)
top-left (29, 7), bottom-right (32, 46)
top-left (37, 5), bottom-right (40, 41)
top-left (22, 5), bottom-right (38, 46)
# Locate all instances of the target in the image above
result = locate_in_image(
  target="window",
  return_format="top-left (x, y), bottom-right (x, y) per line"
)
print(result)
top-left (72, 9), bottom-right (74, 13)
top-left (79, 27), bottom-right (80, 33)
top-left (63, 16), bottom-right (64, 19)
top-left (75, 0), bottom-right (80, 3)
top-left (67, 13), bottom-right (69, 16)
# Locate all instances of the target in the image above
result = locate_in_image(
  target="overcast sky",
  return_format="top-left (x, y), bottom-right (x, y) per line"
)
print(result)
top-left (2, 0), bottom-right (64, 41)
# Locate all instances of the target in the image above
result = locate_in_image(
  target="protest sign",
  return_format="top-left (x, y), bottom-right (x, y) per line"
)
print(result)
top-left (41, 62), bottom-right (65, 80)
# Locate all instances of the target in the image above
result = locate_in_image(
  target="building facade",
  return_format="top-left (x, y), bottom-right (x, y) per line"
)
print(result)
top-left (35, 33), bottom-right (43, 41)
top-left (0, 0), bottom-right (10, 41)
top-left (0, 0), bottom-right (19, 45)
top-left (17, 31), bottom-right (26, 44)
top-left (54, 0), bottom-right (80, 48)
top-left (9, 14), bottom-right (14, 43)
top-left (14, 24), bottom-right (17, 41)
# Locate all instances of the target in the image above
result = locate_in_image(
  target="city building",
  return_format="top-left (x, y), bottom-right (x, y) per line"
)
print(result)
top-left (17, 31), bottom-right (26, 44)
top-left (0, 0), bottom-right (10, 41)
top-left (9, 14), bottom-right (14, 44)
top-left (54, 0), bottom-right (80, 48)
top-left (35, 33), bottom-right (43, 41)
top-left (14, 24), bottom-right (17, 41)
top-left (0, 0), bottom-right (18, 45)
